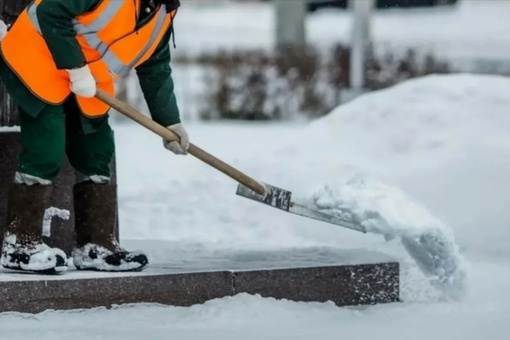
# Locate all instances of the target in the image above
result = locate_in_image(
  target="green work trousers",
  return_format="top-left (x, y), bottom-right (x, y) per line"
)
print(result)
top-left (17, 97), bottom-right (115, 182)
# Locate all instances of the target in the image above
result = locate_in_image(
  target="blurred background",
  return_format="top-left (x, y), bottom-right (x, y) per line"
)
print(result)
top-left (117, 0), bottom-right (510, 124)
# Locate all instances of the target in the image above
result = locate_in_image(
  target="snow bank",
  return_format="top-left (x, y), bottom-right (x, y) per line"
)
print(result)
top-left (303, 73), bottom-right (510, 258)
top-left (289, 73), bottom-right (510, 297)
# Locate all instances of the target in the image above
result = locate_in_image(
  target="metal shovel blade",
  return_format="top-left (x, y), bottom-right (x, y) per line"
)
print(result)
top-left (236, 182), bottom-right (366, 233)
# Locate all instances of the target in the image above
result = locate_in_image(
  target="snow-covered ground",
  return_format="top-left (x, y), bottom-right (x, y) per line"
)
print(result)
top-left (1, 1), bottom-right (509, 338)
top-left (1, 73), bottom-right (508, 339)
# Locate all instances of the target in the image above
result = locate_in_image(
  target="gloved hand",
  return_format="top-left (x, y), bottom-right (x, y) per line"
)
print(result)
top-left (65, 64), bottom-right (96, 98)
top-left (163, 123), bottom-right (190, 155)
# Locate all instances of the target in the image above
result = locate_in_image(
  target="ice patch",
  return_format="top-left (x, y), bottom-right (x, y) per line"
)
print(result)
top-left (308, 172), bottom-right (468, 300)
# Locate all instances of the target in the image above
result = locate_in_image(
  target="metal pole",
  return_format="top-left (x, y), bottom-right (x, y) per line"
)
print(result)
top-left (350, 0), bottom-right (374, 94)
top-left (275, 0), bottom-right (307, 48)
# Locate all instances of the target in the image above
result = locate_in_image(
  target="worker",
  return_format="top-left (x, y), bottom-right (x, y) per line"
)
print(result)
top-left (0, 0), bottom-right (188, 274)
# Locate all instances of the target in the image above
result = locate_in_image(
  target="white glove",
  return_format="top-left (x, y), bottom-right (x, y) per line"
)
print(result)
top-left (163, 123), bottom-right (190, 155)
top-left (0, 20), bottom-right (8, 41)
top-left (65, 64), bottom-right (96, 98)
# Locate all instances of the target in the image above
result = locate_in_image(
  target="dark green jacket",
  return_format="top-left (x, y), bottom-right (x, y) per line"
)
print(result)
top-left (0, 0), bottom-right (180, 133)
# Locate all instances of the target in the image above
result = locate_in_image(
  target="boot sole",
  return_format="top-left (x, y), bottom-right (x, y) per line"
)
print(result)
top-left (2, 265), bottom-right (68, 275)
top-left (75, 263), bottom-right (149, 273)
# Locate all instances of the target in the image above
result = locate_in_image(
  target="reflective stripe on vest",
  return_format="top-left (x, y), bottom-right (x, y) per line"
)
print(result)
top-left (72, 0), bottom-right (124, 34)
top-left (26, 1), bottom-right (169, 77)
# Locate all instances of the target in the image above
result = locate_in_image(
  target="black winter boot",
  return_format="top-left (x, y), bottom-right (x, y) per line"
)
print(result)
top-left (0, 183), bottom-right (68, 274)
top-left (71, 182), bottom-right (148, 272)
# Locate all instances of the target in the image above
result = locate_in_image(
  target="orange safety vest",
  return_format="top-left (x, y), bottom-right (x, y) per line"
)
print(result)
top-left (0, 0), bottom-right (175, 117)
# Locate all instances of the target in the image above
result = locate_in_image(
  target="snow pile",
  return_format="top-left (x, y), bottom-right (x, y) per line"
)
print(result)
top-left (283, 73), bottom-right (510, 298)
top-left (301, 73), bottom-right (510, 258)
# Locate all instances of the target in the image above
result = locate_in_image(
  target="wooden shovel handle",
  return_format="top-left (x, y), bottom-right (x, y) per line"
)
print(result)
top-left (95, 89), bottom-right (266, 195)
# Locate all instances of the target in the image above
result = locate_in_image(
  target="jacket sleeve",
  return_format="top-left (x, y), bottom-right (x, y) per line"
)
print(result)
top-left (36, 0), bottom-right (101, 70)
top-left (135, 28), bottom-right (181, 127)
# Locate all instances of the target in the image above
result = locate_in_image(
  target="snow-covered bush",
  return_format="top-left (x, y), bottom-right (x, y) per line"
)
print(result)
top-left (193, 44), bottom-right (451, 121)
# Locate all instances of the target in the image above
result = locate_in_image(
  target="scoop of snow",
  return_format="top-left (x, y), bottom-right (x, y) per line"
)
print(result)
top-left (307, 172), bottom-right (467, 299)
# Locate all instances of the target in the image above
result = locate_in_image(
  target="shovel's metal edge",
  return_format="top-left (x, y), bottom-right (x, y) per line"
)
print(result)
top-left (236, 184), bottom-right (367, 234)
top-left (289, 203), bottom-right (367, 233)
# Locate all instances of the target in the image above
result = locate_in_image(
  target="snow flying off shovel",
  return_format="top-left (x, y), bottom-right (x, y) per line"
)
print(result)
top-left (95, 89), bottom-right (366, 233)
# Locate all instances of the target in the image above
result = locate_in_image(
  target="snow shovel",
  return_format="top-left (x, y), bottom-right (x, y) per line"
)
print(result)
top-left (95, 89), bottom-right (366, 233)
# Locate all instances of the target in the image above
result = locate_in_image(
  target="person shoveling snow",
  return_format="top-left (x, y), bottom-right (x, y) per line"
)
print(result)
top-left (0, 0), bottom-right (188, 274)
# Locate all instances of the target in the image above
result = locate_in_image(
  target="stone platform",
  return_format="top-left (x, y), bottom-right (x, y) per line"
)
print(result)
top-left (0, 246), bottom-right (400, 314)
